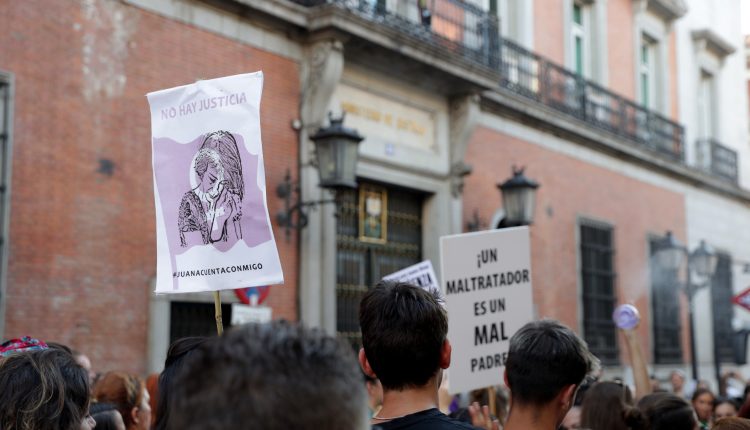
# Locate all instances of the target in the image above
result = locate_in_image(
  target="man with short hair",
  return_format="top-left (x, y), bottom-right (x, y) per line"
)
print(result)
top-left (502, 320), bottom-right (599, 430)
top-left (359, 280), bottom-right (498, 429)
top-left (168, 320), bottom-right (370, 430)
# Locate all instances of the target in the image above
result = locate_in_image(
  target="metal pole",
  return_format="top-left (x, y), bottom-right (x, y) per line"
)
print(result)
top-left (687, 267), bottom-right (698, 382)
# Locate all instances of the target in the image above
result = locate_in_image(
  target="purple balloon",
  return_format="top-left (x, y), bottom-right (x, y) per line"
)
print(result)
top-left (613, 304), bottom-right (640, 330)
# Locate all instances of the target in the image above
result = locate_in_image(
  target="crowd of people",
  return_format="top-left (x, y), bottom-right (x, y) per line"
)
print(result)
top-left (2, 280), bottom-right (750, 429)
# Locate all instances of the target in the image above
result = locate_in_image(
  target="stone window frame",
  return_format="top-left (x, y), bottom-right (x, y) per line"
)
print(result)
top-left (563, 0), bottom-right (608, 84)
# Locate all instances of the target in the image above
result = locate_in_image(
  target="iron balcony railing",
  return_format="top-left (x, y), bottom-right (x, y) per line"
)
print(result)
top-left (294, 0), bottom-right (500, 69)
top-left (499, 39), bottom-right (685, 162)
top-left (696, 139), bottom-right (739, 183)
top-left (294, 0), bottom-right (688, 164)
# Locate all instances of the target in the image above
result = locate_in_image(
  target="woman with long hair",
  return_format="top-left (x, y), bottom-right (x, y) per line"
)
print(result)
top-left (580, 381), bottom-right (644, 430)
top-left (93, 371), bottom-right (151, 430)
top-left (0, 348), bottom-right (95, 430)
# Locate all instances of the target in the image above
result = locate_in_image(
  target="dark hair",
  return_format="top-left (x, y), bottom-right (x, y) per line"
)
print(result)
top-left (168, 320), bottom-right (368, 430)
top-left (505, 319), bottom-right (598, 405)
top-left (693, 387), bottom-right (716, 403)
top-left (581, 381), bottom-right (644, 430)
top-left (359, 281), bottom-right (448, 390)
top-left (713, 417), bottom-right (750, 430)
top-left (638, 392), bottom-right (697, 430)
top-left (93, 371), bottom-right (145, 429)
top-left (0, 348), bottom-right (90, 430)
top-left (153, 337), bottom-right (209, 430)
top-left (90, 403), bottom-right (124, 430)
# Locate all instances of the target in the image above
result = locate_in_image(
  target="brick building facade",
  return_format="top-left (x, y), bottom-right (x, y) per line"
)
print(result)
top-left (1, 0), bottom-right (749, 388)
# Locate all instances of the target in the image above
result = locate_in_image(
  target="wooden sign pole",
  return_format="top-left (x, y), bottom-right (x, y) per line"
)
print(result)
top-left (213, 291), bottom-right (224, 335)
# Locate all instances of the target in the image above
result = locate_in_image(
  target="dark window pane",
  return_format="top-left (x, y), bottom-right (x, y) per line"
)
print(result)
top-left (580, 222), bottom-right (618, 365)
top-left (650, 238), bottom-right (683, 364)
top-left (712, 254), bottom-right (734, 363)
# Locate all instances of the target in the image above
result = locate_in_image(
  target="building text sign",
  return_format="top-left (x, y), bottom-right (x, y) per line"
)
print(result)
top-left (335, 84), bottom-right (435, 151)
top-left (440, 227), bottom-right (533, 394)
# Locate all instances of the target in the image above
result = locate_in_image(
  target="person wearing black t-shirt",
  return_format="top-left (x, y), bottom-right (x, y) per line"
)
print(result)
top-left (359, 281), bottom-right (499, 430)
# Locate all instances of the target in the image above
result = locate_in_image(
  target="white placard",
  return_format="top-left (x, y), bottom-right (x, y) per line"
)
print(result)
top-left (382, 260), bottom-right (440, 295)
top-left (231, 304), bottom-right (272, 325)
top-left (147, 72), bottom-right (284, 294)
top-left (440, 227), bottom-right (534, 394)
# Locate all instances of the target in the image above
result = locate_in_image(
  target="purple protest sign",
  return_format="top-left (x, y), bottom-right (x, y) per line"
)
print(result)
top-left (147, 72), bottom-right (284, 294)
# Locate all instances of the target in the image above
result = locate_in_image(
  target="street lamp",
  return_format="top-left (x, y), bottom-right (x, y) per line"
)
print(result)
top-left (276, 113), bottom-right (364, 239)
top-left (497, 166), bottom-right (540, 226)
top-left (654, 231), bottom-right (718, 380)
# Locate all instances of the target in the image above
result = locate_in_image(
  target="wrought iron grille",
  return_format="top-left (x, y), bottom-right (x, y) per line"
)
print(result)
top-left (336, 183), bottom-right (424, 349)
top-left (500, 39), bottom-right (685, 162)
top-left (712, 253), bottom-right (735, 363)
top-left (169, 301), bottom-right (231, 343)
top-left (292, 0), bottom-right (500, 69)
top-left (650, 238), bottom-right (683, 364)
top-left (697, 139), bottom-right (739, 184)
top-left (580, 222), bottom-right (618, 365)
top-left (0, 77), bottom-right (10, 284)
top-left (293, 1), bottom-right (692, 166)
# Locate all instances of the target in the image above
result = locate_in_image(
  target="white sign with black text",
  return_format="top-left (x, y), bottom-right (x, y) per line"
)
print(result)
top-left (382, 260), bottom-right (440, 295)
top-left (440, 227), bottom-right (533, 394)
top-left (231, 304), bottom-right (272, 325)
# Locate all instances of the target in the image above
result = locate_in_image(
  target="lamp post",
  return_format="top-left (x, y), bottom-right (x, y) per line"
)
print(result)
top-left (654, 231), bottom-right (718, 381)
top-left (497, 166), bottom-right (540, 226)
top-left (276, 113), bottom-right (364, 239)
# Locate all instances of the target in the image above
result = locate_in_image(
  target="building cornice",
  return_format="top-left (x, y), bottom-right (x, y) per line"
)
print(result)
top-left (643, 0), bottom-right (688, 22)
top-left (692, 29), bottom-right (737, 59)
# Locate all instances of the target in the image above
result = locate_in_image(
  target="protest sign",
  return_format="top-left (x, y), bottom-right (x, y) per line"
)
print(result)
top-left (382, 260), bottom-right (440, 295)
top-left (147, 72), bottom-right (284, 294)
top-left (440, 227), bottom-right (533, 394)
top-left (231, 304), bottom-right (272, 325)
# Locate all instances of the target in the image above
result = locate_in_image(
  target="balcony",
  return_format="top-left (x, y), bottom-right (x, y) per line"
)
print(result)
top-left (292, 0), bottom-right (696, 169)
top-left (295, 0), bottom-right (500, 70)
top-left (696, 139), bottom-right (739, 183)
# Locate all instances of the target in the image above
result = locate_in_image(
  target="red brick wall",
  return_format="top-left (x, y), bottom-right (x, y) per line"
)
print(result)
top-left (533, 0), bottom-right (565, 65)
top-left (607, 0), bottom-right (636, 100)
top-left (464, 126), bottom-right (690, 365)
top-left (0, 0), bottom-right (299, 374)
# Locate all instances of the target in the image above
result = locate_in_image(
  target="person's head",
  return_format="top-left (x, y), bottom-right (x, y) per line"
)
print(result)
top-left (560, 406), bottom-right (581, 430)
top-left (692, 387), bottom-right (716, 422)
top-left (671, 370), bottom-right (686, 391)
top-left (193, 148), bottom-right (224, 196)
top-left (713, 417), bottom-right (750, 430)
top-left (715, 398), bottom-right (740, 421)
top-left (199, 130), bottom-right (244, 200)
top-left (168, 320), bottom-right (369, 430)
top-left (358, 280), bottom-right (449, 391)
top-left (153, 337), bottom-right (209, 430)
top-left (504, 319), bottom-right (598, 421)
top-left (0, 348), bottom-right (93, 430)
top-left (93, 371), bottom-right (151, 430)
top-left (638, 392), bottom-right (698, 430)
top-left (580, 381), bottom-right (642, 430)
top-left (90, 403), bottom-right (127, 430)
top-left (72, 350), bottom-right (96, 385)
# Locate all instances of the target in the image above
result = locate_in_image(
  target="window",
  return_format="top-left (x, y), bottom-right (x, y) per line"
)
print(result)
top-left (712, 253), bottom-right (734, 363)
top-left (571, 2), bottom-right (590, 77)
top-left (640, 36), bottom-right (658, 109)
top-left (697, 71), bottom-right (715, 140)
top-left (580, 222), bottom-right (618, 365)
top-left (650, 237), bottom-right (683, 364)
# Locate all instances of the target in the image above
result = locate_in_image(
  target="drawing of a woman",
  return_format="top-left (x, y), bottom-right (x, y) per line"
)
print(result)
top-left (178, 131), bottom-right (244, 247)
